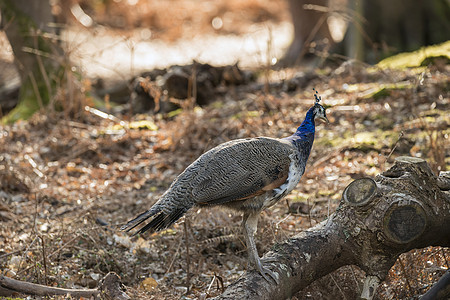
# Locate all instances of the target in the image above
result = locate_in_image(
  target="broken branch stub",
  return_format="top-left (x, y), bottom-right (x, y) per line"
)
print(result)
top-left (343, 177), bottom-right (377, 207)
top-left (383, 197), bottom-right (427, 244)
top-left (213, 156), bottom-right (450, 300)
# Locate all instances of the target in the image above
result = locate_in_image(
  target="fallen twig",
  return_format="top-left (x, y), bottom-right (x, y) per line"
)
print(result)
top-left (0, 274), bottom-right (98, 298)
top-left (0, 272), bottom-right (129, 299)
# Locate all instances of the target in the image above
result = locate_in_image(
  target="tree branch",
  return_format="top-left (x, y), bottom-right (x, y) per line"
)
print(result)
top-left (213, 157), bottom-right (450, 300)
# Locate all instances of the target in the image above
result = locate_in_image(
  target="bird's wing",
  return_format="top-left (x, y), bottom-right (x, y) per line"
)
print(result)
top-left (186, 137), bottom-right (294, 205)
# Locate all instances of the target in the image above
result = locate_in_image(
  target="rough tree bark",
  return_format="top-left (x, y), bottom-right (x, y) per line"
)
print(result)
top-left (213, 156), bottom-right (450, 300)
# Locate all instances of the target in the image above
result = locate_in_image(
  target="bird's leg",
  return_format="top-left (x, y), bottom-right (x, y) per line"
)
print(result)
top-left (242, 212), bottom-right (278, 283)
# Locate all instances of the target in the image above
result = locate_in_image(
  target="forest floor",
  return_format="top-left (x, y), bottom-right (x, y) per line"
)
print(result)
top-left (1, 0), bottom-right (449, 299)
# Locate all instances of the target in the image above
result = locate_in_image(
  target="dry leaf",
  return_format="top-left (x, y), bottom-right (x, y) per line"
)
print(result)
top-left (141, 277), bottom-right (158, 291)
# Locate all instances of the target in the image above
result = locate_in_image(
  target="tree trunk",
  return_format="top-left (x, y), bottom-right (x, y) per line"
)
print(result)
top-left (345, 0), bottom-right (364, 61)
top-left (213, 156), bottom-right (450, 300)
top-left (277, 0), bottom-right (333, 67)
top-left (0, 0), bottom-right (68, 123)
top-left (280, 0), bottom-right (450, 66)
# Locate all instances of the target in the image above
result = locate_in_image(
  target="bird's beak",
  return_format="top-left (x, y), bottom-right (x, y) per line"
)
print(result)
top-left (316, 115), bottom-right (329, 123)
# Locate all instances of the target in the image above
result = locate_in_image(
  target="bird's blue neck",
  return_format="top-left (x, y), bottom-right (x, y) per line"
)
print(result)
top-left (283, 106), bottom-right (315, 158)
top-left (295, 107), bottom-right (315, 136)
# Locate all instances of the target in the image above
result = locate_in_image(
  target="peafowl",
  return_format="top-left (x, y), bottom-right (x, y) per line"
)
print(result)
top-left (122, 91), bottom-right (328, 282)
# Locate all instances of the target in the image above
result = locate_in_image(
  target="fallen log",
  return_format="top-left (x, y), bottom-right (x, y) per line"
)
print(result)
top-left (213, 156), bottom-right (450, 300)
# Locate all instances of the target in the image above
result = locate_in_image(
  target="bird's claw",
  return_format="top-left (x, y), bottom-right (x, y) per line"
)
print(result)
top-left (256, 264), bottom-right (279, 284)
top-left (260, 256), bottom-right (278, 264)
top-left (252, 258), bottom-right (279, 284)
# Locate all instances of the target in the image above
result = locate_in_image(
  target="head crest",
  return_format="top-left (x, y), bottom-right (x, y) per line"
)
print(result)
top-left (313, 88), bottom-right (321, 104)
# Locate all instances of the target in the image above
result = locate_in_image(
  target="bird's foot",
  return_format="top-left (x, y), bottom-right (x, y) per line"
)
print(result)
top-left (251, 258), bottom-right (279, 284)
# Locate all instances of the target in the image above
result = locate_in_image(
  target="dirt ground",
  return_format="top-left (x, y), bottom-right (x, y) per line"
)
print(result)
top-left (0, 0), bottom-right (449, 299)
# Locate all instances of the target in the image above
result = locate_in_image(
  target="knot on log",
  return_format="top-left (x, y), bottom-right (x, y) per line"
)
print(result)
top-left (343, 177), bottom-right (377, 207)
top-left (382, 197), bottom-right (427, 244)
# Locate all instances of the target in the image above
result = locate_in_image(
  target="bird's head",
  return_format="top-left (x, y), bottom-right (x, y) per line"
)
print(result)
top-left (313, 103), bottom-right (328, 123)
top-left (295, 89), bottom-right (329, 134)
top-left (312, 89), bottom-right (329, 123)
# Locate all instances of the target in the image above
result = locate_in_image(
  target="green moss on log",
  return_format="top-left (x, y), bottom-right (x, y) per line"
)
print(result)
top-left (377, 41), bottom-right (450, 69)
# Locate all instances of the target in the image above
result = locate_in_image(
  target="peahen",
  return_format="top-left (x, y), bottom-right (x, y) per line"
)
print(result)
top-left (122, 91), bottom-right (328, 282)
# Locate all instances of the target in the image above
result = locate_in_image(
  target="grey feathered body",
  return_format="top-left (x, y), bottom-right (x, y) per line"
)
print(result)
top-left (123, 135), bottom-right (313, 234)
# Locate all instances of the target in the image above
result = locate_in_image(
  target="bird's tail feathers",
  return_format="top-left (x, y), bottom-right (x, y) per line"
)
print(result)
top-left (134, 207), bottom-right (187, 235)
top-left (121, 205), bottom-right (189, 236)
top-left (120, 208), bottom-right (158, 233)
